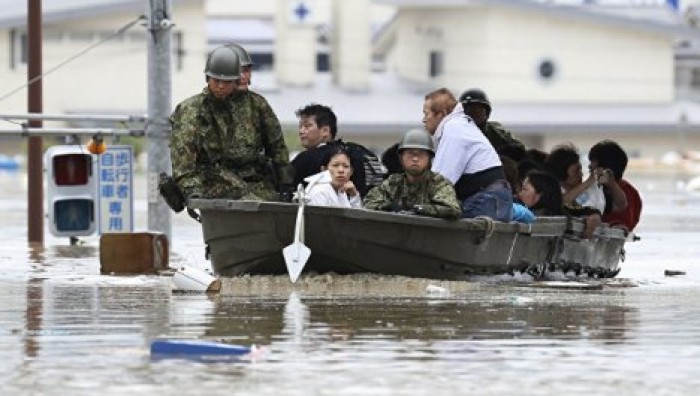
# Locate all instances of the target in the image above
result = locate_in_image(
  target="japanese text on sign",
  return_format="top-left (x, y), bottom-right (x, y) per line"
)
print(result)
top-left (98, 146), bottom-right (133, 233)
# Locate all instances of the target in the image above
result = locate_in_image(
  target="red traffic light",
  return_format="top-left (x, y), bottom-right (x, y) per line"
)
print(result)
top-left (52, 154), bottom-right (92, 186)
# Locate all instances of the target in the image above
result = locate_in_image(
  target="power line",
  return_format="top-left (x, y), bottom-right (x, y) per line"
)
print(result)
top-left (0, 15), bottom-right (146, 104)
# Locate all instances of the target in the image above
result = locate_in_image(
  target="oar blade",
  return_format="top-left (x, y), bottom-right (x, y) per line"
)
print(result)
top-left (282, 242), bottom-right (311, 283)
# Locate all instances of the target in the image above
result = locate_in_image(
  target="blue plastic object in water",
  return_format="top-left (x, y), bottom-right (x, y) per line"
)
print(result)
top-left (150, 339), bottom-right (252, 356)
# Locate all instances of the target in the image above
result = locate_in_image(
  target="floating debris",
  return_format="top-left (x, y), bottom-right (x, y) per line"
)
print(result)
top-left (530, 281), bottom-right (604, 290)
top-left (425, 284), bottom-right (450, 297)
top-left (150, 339), bottom-right (260, 362)
top-left (172, 265), bottom-right (221, 293)
top-left (664, 270), bottom-right (687, 277)
top-left (509, 295), bottom-right (534, 305)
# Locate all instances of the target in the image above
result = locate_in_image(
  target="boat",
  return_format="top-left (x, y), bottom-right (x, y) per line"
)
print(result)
top-left (187, 198), bottom-right (629, 280)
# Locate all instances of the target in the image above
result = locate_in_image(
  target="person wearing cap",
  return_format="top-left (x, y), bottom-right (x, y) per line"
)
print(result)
top-left (363, 129), bottom-right (461, 220)
top-left (423, 88), bottom-right (512, 222)
top-left (169, 46), bottom-right (291, 201)
top-left (459, 88), bottom-right (525, 154)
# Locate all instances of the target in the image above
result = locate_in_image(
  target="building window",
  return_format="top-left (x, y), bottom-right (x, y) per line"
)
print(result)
top-left (10, 29), bottom-right (27, 69)
top-left (317, 53), bottom-right (330, 72)
top-left (429, 51), bottom-right (443, 78)
top-left (690, 68), bottom-right (700, 89)
top-left (538, 59), bottom-right (556, 80)
top-left (251, 53), bottom-right (274, 71)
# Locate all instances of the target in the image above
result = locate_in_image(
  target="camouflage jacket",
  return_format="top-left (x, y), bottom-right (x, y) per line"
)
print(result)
top-left (482, 121), bottom-right (525, 152)
top-left (363, 171), bottom-right (462, 220)
top-left (169, 88), bottom-right (291, 200)
top-left (230, 90), bottom-right (292, 179)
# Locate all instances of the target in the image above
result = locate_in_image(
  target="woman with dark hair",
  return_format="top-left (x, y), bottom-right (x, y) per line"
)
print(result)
top-left (512, 170), bottom-right (563, 223)
top-left (544, 143), bottom-right (606, 213)
top-left (304, 145), bottom-right (361, 208)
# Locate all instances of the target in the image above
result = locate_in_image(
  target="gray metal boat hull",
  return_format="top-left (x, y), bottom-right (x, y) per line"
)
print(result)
top-left (188, 199), bottom-right (627, 280)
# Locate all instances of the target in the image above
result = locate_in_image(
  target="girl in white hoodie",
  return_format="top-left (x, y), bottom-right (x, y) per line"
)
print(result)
top-left (304, 146), bottom-right (362, 208)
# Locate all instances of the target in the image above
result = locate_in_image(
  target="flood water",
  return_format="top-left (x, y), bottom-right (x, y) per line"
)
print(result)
top-left (1, 170), bottom-right (700, 395)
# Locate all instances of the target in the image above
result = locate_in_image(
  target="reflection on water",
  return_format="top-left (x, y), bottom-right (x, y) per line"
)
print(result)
top-left (206, 289), bottom-right (634, 347)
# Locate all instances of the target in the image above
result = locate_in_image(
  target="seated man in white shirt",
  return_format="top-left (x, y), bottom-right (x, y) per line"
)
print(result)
top-left (422, 88), bottom-right (512, 222)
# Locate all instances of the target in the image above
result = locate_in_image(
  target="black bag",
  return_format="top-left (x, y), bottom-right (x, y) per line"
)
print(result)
top-left (343, 141), bottom-right (386, 190)
top-left (158, 172), bottom-right (186, 213)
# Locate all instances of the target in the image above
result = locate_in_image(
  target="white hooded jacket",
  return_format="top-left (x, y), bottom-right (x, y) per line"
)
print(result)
top-left (304, 170), bottom-right (362, 208)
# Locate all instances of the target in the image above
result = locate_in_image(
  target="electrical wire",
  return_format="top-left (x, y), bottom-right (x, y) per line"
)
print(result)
top-left (0, 14), bottom-right (146, 104)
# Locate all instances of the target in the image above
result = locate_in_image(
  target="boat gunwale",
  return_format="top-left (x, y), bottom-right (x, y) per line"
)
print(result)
top-left (188, 198), bottom-right (582, 237)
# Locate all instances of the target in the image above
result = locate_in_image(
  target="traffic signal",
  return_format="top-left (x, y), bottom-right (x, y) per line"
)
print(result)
top-left (44, 145), bottom-right (97, 237)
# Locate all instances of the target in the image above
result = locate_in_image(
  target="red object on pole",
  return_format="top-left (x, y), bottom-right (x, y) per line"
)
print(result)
top-left (27, 0), bottom-right (43, 244)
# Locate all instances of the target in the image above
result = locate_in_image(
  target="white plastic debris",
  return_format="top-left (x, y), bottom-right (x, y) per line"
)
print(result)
top-left (172, 265), bottom-right (221, 292)
top-left (509, 296), bottom-right (534, 305)
top-left (425, 284), bottom-right (450, 297)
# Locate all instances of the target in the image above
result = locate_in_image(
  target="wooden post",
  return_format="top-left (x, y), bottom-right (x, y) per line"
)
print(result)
top-left (27, 0), bottom-right (43, 244)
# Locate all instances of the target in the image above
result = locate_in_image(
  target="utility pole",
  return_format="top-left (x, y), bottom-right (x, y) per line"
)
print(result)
top-left (27, 0), bottom-right (43, 245)
top-left (146, 0), bottom-right (172, 242)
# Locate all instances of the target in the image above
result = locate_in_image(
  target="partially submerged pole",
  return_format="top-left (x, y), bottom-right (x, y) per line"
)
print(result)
top-left (146, 0), bottom-right (172, 242)
top-left (27, 0), bottom-right (43, 245)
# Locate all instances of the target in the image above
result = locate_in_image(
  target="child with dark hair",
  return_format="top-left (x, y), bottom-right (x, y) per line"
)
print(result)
top-left (512, 170), bottom-right (563, 223)
top-left (516, 158), bottom-right (543, 191)
top-left (588, 140), bottom-right (641, 232)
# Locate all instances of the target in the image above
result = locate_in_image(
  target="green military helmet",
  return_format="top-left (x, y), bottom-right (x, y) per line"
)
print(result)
top-left (459, 88), bottom-right (492, 115)
top-left (204, 46), bottom-right (241, 81)
top-left (398, 129), bottom-right (435, 155)
top-left (225, 43), bottom-right (253, 67)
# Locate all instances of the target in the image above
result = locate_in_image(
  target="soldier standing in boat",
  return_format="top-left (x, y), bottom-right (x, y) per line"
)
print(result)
top-left (225, 43), bottom-right (296, 198)
top-left (363, 129), bottom-right (462, 219)
top-left (169, 45), bottom-right (293, 201)
top-left (459, 88), bottom-right (526, 154)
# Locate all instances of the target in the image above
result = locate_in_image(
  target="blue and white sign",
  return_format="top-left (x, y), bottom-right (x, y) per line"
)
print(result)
top-left (288, 0), bottom-right (315, 25)
top-left (97, 145), bottom-right (133, 233)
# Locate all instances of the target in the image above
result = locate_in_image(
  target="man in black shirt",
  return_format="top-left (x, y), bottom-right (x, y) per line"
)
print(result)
top-left (291, 103), bottom-right (383, 197)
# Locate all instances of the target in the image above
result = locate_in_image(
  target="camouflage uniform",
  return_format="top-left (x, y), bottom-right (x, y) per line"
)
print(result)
top-left (170, 88), bottom-right (291, 201)
top-left (363, 171), bottom-right (461, 220)
top-left (481, 121), bottom-right (525, 152)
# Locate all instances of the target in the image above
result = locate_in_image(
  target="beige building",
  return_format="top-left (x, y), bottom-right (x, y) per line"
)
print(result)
top-left (374, 0), bottom-right (699, 158)
top-left (0, 0), bottom-right (205, 133)
top-left (208, 0), bottom-right (700, 160)
top-left (2, 0), bottom-right (700, 163)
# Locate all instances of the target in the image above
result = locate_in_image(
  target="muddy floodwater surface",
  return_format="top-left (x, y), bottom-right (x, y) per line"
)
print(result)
top-left (1, 171), bottom-right (700, 395)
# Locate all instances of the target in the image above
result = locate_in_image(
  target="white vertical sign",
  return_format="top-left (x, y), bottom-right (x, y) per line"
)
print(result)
top-left (98, 145), bottom-right (134, 233)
